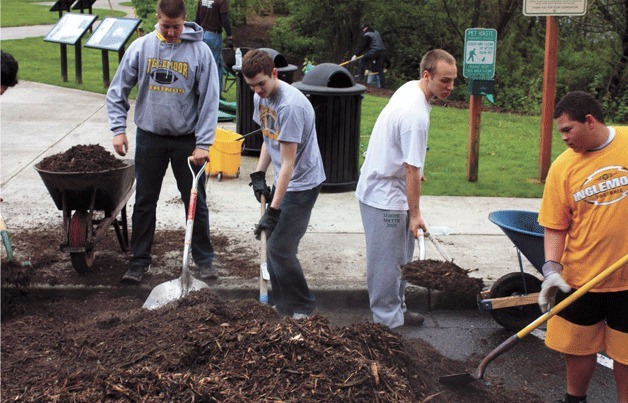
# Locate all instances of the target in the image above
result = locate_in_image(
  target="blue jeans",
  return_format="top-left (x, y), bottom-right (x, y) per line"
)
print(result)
top-left (202, 31), bottom-right (224, 94)
top-left (131, 128), bottom-right (214, 268)
top-left (267, 185), bottom-right (322, 316)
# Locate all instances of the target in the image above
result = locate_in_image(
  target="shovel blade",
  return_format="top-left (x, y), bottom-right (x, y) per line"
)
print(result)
top-left (143, 277), bottom-right (209, 310)
top-left (438, 372), bottom-right (478, 388)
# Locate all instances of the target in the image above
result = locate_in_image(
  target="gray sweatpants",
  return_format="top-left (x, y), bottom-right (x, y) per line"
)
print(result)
top-left (359, 202), bottom-right (415, 328)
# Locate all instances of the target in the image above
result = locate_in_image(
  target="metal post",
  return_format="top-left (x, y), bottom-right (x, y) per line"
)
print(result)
top-left (75, 42), bottom-right (83, 84)
top-left (102, 50), bottom-right (110, 88)
top-left (60, 44), bottom-right (68, 82)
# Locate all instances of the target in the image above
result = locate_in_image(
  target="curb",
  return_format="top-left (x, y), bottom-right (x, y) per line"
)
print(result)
top-left (1, 282), bottom-right (478, 311)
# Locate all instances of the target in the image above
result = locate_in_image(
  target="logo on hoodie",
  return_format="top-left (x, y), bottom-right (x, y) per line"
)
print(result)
top-left (146, 58), bottom-right (189, 83)
top-left (150, 69), bottom-right (178, 84)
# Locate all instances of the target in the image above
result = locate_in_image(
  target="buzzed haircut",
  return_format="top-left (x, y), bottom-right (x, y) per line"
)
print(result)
top-left (1, 51), bottom-right (19, 88)
top-left (553, 91), bottom-right (605, 124)
top-left (420, 49), bottom-right (456, 76)
top-left (157, 0), bottom-right (186, 19)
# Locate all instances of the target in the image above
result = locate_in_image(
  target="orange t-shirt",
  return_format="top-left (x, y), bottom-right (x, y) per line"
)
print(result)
top-left (538, 126), bottom-right (627, 291)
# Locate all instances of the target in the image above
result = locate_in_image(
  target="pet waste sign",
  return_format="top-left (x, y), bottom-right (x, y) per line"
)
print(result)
top-left (463, 28), bottom-right (497, 79)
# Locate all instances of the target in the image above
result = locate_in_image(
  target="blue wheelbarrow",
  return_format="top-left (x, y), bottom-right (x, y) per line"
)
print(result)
top-left (478, 210), bottom-right (544, 331)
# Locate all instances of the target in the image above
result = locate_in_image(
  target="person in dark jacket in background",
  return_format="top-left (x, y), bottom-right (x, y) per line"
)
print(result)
top-left (352, 23), bottom-right (386, 88)
top-left (195, 0), bottom-right (233, 94)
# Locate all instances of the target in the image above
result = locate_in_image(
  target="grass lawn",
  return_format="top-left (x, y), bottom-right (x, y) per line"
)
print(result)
top-left (359, 96), bottom-right (565, 197)
top-left (0, 0), bottom-right (126, 27)
top-left (1, 37), bottom-right (567, 198)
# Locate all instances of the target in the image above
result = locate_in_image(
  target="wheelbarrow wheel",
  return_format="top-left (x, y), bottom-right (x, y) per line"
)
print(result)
top-left (489, 272), bottom-right (542, 331)
top-left (69, 210), bottom-right (95, 274)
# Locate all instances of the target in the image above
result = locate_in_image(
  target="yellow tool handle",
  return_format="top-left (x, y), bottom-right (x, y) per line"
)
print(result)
top-left (518, 253), bottom-right (628, 339)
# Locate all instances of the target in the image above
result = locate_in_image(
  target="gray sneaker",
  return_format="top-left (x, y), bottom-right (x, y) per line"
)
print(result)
top-left (199, 264), bottom-right (218, 279)
top-left (122, 266), bottom-right (149, 283)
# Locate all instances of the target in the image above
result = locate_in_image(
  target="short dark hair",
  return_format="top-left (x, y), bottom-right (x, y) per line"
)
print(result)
top-left (242, 49), bottom-right (274, 78)
top-left (157, 0), bottom-right (186, 19)
top-left (1, 51), bottom-right (19, 88)
top-left (553, 91), bottom-right (605, 124)
top-left (420, 49), bottom-right (456, 76)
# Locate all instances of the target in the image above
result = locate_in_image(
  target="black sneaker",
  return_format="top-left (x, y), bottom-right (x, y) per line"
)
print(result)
top-left (122, 266), bottom-right (148, 283)
top-left (403, 311), bottom-right (425, 326)
top-left (199, 264), bottom-right (218, 279)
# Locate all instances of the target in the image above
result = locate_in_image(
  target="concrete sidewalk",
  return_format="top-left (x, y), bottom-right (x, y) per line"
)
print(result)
top-left (0, 81), bottom-right (543, 309)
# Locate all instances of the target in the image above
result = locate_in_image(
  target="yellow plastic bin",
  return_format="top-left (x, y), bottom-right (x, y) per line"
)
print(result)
top-left (207, 128), bottom-right (243, 181)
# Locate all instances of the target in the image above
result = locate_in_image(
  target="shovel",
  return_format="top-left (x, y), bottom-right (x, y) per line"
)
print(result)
top-left (258, 194), bottom-right (270, 303)
top-left (339, 55), bottom-right (363, 66)
top-left (424, 227), bottom-right (452, 261)
top-left (143, 158), bottom-right (210, 310)
top-left (236, 128), bottom-right (263, 141)
top-left (439, 253), bottom-right (628, 388)
top-left (0, 212), bottom-right (31, 268)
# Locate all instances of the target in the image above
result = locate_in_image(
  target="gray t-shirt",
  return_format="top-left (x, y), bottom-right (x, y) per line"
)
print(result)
top-left (253, 81), bottom-right (326, 191)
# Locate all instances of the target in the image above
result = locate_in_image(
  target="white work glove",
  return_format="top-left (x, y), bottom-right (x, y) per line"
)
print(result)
top-left (351, 55), bottom-right (357, 61)
top-left (538, 261), bottom-right (571, 313)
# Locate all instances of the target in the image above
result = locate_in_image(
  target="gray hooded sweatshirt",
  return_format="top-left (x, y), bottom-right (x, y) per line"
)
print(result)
top-left (106, 22), bottom-right (219, 149)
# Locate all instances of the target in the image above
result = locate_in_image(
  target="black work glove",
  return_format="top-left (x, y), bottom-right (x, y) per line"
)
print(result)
top-left (249, 171), bottom-right (271, 203)
top-left (254, 207), bottom-right (281, 240)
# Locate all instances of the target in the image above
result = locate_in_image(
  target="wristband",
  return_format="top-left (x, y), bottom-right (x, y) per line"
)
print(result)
top-left (542, 260), bottom-right (563, 278)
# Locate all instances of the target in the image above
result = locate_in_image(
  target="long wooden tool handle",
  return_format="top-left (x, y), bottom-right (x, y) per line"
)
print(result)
top-left (259, 195), bottom-right (269, 303)
top-left (474, 253), bottom-right (628, 380)
top-left (518, 253), bottom-right (628, 339)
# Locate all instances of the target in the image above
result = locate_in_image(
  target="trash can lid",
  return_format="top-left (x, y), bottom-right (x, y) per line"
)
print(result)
top-left (258, 48), bottom-right (298, 73)
top-left (293, 63), bottom-right (366, 95)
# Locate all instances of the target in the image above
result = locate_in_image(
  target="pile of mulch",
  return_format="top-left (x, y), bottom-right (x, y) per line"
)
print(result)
top-left (1, 291), bottom-right (542, 402)
top-left (38, 144), bottom-right (124, 172)
top-left (402, 259), bottom-right (484, 295)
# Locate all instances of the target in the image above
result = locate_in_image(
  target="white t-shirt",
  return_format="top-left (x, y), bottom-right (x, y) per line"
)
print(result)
top-left (355, 80), bottom-right (431, 210)
top-left (253, 81), bottom-right (326, 191)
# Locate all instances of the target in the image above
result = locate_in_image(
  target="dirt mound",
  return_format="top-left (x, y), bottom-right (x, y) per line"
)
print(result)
top-left (1, 291), bottom-right (541, 401)
top-left (38, 144), bottom-right (124, 172)
top-left (402, 259), bottom-right (484, 295)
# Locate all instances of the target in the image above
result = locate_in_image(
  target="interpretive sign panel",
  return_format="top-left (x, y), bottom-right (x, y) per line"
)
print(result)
top-left (85, 18), bottom-right (141, 51)
top-left (44, 13), bottom-right (97, 45)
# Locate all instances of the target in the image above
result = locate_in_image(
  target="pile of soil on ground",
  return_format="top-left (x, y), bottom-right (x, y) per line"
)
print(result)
top-left (0, 228), bottom-right (258, 294)
top-left (1, 291), bottom-right (541, 402)
top-left (402, 259), bottom-right (484, 295)
top-left (38, 144), bottom-right (124, 172)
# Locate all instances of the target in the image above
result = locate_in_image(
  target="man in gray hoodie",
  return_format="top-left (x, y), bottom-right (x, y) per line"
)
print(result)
top-left (107, 0), bottom-right (220, 283)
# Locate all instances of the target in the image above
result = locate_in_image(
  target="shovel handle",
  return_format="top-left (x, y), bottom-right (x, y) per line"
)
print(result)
top-left (259, 195), bottom-right (269, 303)
top-left (339, 55), bottom-right (363, 66)
top-left (474, 253), bottom-right (628, 380)
top-left (518, 253), bottom-right (628, 339)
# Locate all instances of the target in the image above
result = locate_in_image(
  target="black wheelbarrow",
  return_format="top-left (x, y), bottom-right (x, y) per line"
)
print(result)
top-left (478, 210), bottom-right (544, 331)
top-left (35, 160), bottom-right (135, 273)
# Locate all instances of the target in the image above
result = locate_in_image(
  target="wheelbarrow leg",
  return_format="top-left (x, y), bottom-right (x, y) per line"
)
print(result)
top-left (111, 205), bottom-right (130, 252)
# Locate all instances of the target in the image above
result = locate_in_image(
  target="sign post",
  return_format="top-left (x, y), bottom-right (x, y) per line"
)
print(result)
top-left (85, 18), bottom-right (141, 87)
top-left (463, 28), bottom-right (497, 182)
top-left (523, 0), bottom-right (587, 181)
top-left (44, 13), bottom-right (98, 84)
